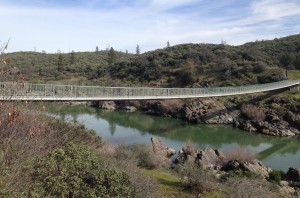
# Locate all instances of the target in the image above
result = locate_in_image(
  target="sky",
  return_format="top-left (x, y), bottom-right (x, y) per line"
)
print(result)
top-left (1, 0), bottom-right (300, 53)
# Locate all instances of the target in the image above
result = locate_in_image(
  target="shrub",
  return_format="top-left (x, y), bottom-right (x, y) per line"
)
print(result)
top-left (222, 146), bottom-right (257, 164)
top-left (268, 170), bottom-right (282, 184)
top-left (223, 177), bottom-right (278, 198)
top-left (241, 104), bottom-right (266, 122)
top-left (115, 143), bottom-right (160, 169)
top-left (176, 69), bottom-right (196, 86)
top-left (183, 139), bottom-right (196, 156)
top-left (30, 143), bottom-right (135, 197)
top-left (178, 160), bottom-right (220, 194)
top-left (257, 69), bottom-right (286, 83)
top-left (253, 61), bottom-right (267, 73)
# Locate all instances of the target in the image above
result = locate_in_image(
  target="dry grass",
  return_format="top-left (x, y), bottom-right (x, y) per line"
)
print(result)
top-left (222, 146), bottom-right (257, 164)
top-left (183, 139), bottom-right (196, 156)
top-left (241, 104), bottom-right (266, 122)
top-left (0, 102), bottom-right (103, 196)
top-left (223, 177), bottom-right (278, 198)
top-left (159, 99), bottom-right (184, 113)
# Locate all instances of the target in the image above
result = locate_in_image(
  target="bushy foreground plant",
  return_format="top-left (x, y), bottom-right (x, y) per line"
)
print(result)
top-left (177, 160), bottom-right (220, 195)
top-left (223, 177), bottom-right (278, 198)
top-left (268, 169), bottom-right (283, 184)
top-left (29, 143), bottom-right (135, 197)
top-left (115, 143), bottom-right (160, 169)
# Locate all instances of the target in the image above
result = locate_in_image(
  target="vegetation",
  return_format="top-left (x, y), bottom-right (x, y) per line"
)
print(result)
top-left (115, 143), bottom-right (161, 169)
top-left (268, 170), bottom-right (283, 184)
top-left (241, 104), bottom-right (266, 122)
top-left (222, 146), bottom-right (257, 164)
top-left (0, 102), bottom-right (159, 197)
top-left (30, 143), bottom-right (134, 197)
top-left (1, 34), bottom-right (300, 197)
top-left (1, 34), bottom-right (300, 87)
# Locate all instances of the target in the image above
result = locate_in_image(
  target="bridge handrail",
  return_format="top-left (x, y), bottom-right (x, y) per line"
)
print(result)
top-left (0, 79), bottom-right (299, 100)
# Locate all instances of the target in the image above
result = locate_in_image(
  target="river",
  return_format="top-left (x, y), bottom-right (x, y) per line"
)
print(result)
top-left (48, 104), bottom-right (300, 171)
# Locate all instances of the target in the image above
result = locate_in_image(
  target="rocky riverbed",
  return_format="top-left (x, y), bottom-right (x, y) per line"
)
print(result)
top-left (92, 95), bottom-right (300, 137)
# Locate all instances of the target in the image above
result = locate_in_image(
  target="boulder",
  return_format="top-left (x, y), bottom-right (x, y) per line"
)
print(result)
top-left (98, 101), bottom-right (116, 110)
top-left (287, 167), bottom-right (300, 182)
top-left (151, 137), bottom-right (176, 160)
top-left (124, 106), bottom-right (137, 112)
top-left (221, 160), bottom-right (240, 172)
top-left (279, 181), bottom-right (299, 197)
top-left (221, 159), bottom-right (271, 177)
top-left (242, 159), bottom-right (271, 177)
top-left (175, 147), bottom-right (225, 170)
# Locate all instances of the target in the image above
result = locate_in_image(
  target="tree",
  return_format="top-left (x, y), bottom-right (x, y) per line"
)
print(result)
top-left (136, 44), bottom-right (140, 55)
top-left (96, 46), bottom-right (99, 52)
top-left (166, 41), bottom-right (170, 48)
top-left (57, 54), bottom-right (65, 71)
top-left (279, 53), bottom-right (294, 69)
top-left (70, 50), bottom-right (75, 65)
top-left (294, 54), bottom-right (300, 69)
top-left (108, 47), bottom-right (117, 66)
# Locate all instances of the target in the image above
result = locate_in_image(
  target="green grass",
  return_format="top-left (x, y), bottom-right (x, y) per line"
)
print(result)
top-left (143, 169), bottom-right (224, 198)
top-left (144, 169), bottom-right (192, 198)
top-left (287, 70), bottom-right (300, 80)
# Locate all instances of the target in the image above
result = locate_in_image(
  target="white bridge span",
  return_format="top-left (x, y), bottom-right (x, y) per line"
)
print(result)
top-left (0, 80), bottom-right (299, 101)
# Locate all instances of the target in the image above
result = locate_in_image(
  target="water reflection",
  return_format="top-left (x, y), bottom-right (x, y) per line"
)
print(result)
top-left (48, 104), bottom-right (300, 171)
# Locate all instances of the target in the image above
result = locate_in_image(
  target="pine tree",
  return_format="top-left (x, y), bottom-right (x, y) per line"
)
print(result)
top-left (70, 51), bottom-right (75, 65)
top-left (108, 47), bottom-right (117, 66)
top-left (57, 54), bottom-right (65, 71)
top-left (136, 44), bottom-right (140, 55)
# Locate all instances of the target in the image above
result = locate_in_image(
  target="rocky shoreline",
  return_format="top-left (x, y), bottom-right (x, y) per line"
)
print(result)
top-left (151, 137), bottom-right (300, 197)
top-left (91, 96), bottom-right (300, 137)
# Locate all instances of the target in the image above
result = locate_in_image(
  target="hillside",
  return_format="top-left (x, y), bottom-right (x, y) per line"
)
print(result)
top-left (1, 34), bottom-right (300, 87)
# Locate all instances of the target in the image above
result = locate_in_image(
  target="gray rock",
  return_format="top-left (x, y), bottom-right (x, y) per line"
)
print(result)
top-left (287, 167), bottom-right (300, 182)
top-left (151, 137), bottom-right (176, 160)
top-left (98, 101), bottom-right (116, 110)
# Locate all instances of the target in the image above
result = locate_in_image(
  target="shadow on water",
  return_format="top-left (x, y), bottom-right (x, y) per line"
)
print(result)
top-left (47, 103), bottom-right (300, 170)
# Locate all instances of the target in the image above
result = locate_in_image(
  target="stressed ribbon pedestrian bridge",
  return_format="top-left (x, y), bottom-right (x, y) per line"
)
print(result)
top-left (0, 80), bottom-right (299, 101)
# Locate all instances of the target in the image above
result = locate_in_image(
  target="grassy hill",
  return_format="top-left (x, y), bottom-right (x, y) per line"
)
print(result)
top-left (1, 34), bottom-right (300, 87)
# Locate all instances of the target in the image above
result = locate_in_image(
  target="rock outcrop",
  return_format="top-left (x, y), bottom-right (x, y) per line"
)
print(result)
top-left (182, 98), bottom-right (233, 124)
top-left (287, 168), bottom-right (300, 188)
top-left (97, 101), bottom-right (116, 110)
top-left (221, 159), bottom-right (271, 177)
top-left (175, 143), bottom-right (271, 177)
top-left (93, 96), bottom-right (300, 137)
top-left (151, 137), bottom-right (176, 164)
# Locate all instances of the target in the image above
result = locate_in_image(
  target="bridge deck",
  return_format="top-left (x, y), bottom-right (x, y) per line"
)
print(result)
top-left (0, 80), bottom-right (299, 101)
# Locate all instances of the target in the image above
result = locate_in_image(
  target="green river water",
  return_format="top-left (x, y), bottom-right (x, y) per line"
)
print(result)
top-left (49, 105), bottom-right (300, 171)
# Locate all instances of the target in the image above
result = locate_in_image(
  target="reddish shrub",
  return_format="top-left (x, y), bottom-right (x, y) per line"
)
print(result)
top-left (241, 104), bottom-right (266, 122)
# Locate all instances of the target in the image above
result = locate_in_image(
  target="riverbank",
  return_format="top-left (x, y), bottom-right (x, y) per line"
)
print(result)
top-left (90, 93), bottom-right (300, 137)
top-left (151, 136), bottom-right (300, 197)
top-left (2, 101), bottom-right (299, 197)
top-left (47, 104), bottom-right (300, 171)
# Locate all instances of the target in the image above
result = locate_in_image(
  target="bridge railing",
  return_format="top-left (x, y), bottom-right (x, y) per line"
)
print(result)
top-left (0, 79), bottom-right (299, 100)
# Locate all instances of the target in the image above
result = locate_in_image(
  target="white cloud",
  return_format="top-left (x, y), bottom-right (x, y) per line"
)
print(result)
top-left (0, 0), bottom-right (300, 53)
top-left (251, 0), bottom-right (300, 20)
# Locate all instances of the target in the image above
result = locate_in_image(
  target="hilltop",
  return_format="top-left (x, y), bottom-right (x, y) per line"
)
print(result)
top-left (1, 34), bottom-right (300, 87)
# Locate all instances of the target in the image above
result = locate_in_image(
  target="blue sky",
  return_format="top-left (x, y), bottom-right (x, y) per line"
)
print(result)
top-left (1, 0), bottom-right (300, 53)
